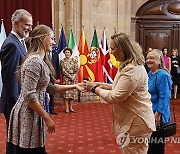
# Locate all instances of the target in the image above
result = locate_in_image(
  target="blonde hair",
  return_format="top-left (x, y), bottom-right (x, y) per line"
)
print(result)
top-left (111, 33), bottom-right (145, 70)
top-left (172, 48), bottom-right (178, 56)
top-left (17, 24), bottom-right (56, 83)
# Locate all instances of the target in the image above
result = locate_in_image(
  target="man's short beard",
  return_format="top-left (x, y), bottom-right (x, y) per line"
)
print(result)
top-left (24, 32), bottom-right (29, 38)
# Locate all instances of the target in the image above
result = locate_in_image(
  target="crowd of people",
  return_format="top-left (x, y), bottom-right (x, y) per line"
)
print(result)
top-left (0, 8), bottom-right (179, 154)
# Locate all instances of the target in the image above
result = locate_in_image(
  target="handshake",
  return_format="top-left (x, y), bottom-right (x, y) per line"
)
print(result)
top-left (75, 77), bottom-right (99, 93)
top-left (82, 77), bottom-right (100, 93)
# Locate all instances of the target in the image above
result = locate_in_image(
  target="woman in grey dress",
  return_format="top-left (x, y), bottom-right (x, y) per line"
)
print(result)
top-left (7, 25), bottom-right (83, 154)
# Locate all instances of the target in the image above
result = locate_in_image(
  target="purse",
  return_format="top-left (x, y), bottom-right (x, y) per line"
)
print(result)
top-left (156, 99), bottom-right (176, 137)
top-left (156, 122), bottom-right (176, 137)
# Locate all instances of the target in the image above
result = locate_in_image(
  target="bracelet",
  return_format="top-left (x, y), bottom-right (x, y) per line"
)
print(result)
top-left (91, 85), bottom-right (99, 93)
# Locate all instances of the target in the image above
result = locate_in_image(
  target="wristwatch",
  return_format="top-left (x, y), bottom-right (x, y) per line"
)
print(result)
top-left (91, 85), bottom-right (98, 93)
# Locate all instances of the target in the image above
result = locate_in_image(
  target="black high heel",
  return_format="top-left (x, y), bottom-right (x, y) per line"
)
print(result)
top-left (70, 109), bottom-right (76, 113)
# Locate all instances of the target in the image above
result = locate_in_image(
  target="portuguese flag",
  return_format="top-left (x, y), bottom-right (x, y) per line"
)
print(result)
top-left (90, 29), bottom-right (104, 82)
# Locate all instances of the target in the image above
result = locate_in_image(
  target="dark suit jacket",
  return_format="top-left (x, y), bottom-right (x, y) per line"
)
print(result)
top-left (48, 49), bottom-right (60, 111)
top-left (51, 49), bottom-right (60, 79)
top-left (0, 33), bottom-right (26, 115)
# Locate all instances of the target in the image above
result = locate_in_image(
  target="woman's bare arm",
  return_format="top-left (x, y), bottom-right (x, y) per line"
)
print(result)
top-left (28, 101), bottom-right (55, 133)
top-left (54, 83), bottom-right (84, 93)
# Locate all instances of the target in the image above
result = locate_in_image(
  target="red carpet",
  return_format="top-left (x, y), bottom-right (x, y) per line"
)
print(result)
top-left (0, 100), bottom-right (180, 154)
top-left (165, 99), bottom-right (180, 153)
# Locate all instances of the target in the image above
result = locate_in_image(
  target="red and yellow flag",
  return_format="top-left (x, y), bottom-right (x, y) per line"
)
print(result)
top-left (78, 30), bottom-right (95, 82)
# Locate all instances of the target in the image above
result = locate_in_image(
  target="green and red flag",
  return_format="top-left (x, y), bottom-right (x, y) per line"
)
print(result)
top-left (89, 29), bottom-right (104, 82)
top-left (67, 29), bottom-right (80, 67)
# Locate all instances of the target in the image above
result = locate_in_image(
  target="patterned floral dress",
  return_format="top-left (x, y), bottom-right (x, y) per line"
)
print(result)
top-left (7, 55), bottom-right (55, 148)
top-left (60, 58), bottom-right (78, 100)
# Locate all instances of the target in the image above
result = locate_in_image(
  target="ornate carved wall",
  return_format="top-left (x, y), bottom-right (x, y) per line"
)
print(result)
top-left (136, 0), bottom-right (180, 55)
top-left (52, 0), bottom-right (147, 44)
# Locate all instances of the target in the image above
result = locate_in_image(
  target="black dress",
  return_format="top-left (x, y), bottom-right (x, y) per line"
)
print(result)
top-left (170, 56), bottom-right (180, 85)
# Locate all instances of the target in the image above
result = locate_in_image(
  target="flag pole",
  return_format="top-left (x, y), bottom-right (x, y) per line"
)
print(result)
top-left (114, 27), bottom-right (117, 34)
top-left (51, 23), bottom-right (54, 30)
top-left (1, 19), bottom-right (3, 31)
top-left (103, 26), bottom-right (106, 34)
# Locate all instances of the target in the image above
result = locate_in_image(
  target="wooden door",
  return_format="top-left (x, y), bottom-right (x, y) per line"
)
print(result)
top-left (136, 0), bottom-right (180, 55)
top-left (140, 26), bottom-right (173, 55)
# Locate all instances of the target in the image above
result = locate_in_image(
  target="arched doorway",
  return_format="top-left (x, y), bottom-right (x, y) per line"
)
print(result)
top-left (136, 0), bottom-right (180, 55)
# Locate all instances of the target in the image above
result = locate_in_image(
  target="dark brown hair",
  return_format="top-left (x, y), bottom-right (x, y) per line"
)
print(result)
top-left (63, 47), bottom-right (73, 55)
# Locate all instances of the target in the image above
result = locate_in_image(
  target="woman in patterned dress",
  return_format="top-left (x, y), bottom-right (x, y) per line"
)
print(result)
top-left (7, 25), bottom-right (83, 154)
top-left (60, 48), bottom-right (79, 113)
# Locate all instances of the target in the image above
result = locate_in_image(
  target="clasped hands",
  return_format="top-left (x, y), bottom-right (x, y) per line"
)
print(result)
top-left (83, 77), bottom-right (100, 92)
top-left (75, 77), bottom-right (100, 92)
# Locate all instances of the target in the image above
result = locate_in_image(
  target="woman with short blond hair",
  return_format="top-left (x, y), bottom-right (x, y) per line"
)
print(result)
top-left (146, 49), bottom-right (172, 154)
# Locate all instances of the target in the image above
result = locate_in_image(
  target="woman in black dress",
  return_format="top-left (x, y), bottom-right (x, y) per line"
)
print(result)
top-left (170, 48), bottom-right (180, 99)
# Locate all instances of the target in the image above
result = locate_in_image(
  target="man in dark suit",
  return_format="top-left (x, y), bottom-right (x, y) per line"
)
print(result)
top-left (0, 9), bottom-right (33, 130)
top-left (49, 48), bottom-right (60, 115)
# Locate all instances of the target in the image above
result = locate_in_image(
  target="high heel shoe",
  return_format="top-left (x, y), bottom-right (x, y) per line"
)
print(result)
top-left (70, 109), bottom-right (76, 113)
top-left (65, 110), bottom-right (69, 113)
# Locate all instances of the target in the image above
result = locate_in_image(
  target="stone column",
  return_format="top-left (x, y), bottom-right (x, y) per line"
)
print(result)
top-left (52, 0), bottom-right (66, 41)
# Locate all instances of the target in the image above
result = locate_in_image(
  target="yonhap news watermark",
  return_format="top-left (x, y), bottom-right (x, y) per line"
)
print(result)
top-left (116, 132), bottom-right (180, 148)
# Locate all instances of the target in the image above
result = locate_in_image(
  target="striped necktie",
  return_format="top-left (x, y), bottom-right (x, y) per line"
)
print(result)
top-left (21, 39), bottom-right (27, 52)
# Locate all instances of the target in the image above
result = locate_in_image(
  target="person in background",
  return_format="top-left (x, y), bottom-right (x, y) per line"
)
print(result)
top-left (162, 47), bottom-right (171, 73)
top-left (7, 24), bottom-right (84, 154)
top-left (0, 9), bottom-right (33, 153)
top-left (84, 33), bottom-right (156, 153)
top-left (60, 47), bottom-right (79, 113)
top-left (148, 47), bottom-right (152, 52)
top-left (144, 47), bottom-right (153, 73)
top-left (146, 49), bottom-right (172, 154)
top-left (170, 48), bottom-right (180, 100)
top-left (48, 45), bottom-right (60, 115)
